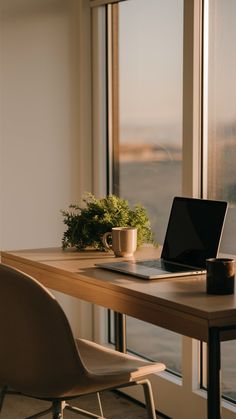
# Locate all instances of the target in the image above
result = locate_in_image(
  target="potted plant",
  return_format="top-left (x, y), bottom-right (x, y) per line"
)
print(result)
top-left (61, 193), bottom-right (155, 251)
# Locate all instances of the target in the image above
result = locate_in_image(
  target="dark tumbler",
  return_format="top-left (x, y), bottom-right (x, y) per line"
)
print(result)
top-left (206, 258), bottom-right (235, 295)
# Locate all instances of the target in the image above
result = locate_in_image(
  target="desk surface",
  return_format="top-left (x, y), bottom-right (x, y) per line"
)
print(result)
top-left (2, 247), bottom-right (236, 342)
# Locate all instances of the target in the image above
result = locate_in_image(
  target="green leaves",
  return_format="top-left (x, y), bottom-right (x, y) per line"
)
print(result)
top-left (61, 193), bottom-right (154, 250)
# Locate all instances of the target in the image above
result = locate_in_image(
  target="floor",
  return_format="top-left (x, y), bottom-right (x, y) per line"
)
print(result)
top-left (0, 390), bottom-right (163, 418)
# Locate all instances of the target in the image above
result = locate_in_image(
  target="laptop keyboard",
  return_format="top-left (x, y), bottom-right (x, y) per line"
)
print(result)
top-left (135, 259), bottom-right (198, 273)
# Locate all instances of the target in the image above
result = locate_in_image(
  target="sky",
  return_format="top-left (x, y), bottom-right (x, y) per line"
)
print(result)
top-left (119, 0), bottom-right (183, 128)
top-left (118, 0), bottom-right (236, 132)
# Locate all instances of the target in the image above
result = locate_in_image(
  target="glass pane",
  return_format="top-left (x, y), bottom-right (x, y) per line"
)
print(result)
top-left (222, 340), bottom-right (236, 400)
top-left (207, 0), bottom-right (236, 400)
top-left (112, 0), bottom-right (183, 375)
top-left (127, 317), bottom-right (182, 375)
top-left (207, 0), bottom-right (236, 254)
top-left (119, 0), bottom-right (183, 243)
top-left (202, 340), bottom-right (236, 401)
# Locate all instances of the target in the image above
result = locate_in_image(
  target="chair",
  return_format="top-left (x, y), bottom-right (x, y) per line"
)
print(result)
top-left (0, 263), bottom-right (165, 419)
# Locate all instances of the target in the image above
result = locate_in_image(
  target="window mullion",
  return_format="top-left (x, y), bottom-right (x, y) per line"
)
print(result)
top-left (182, 0), bottom-right (203, 198)
top-left (91, 5), bottom-right (108, 197)
top-left (107, 3), bottom-right (120, 195)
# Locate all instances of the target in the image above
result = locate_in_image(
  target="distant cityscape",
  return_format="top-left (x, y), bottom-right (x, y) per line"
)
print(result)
top-left (120, 122), bottom-right (236, 204)
top-left (120, 142), bottom-right (181, 162)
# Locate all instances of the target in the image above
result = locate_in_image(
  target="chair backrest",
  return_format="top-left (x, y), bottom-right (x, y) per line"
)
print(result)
top-left (0, 263), bottom-right (86, 398)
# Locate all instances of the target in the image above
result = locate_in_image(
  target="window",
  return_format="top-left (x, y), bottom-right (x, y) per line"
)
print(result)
top-left (92, 0), bottom-right (236, 416)
top-left (206, 0), bottom-right (236, 255)
top-left (205, 0), bottom-right (236, 401)
top-left (108, 0), bottom-right (184, 376)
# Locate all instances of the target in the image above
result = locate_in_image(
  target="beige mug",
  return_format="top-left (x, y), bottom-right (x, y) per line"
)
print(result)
top-left (102, 227), bottom-right (137, 257)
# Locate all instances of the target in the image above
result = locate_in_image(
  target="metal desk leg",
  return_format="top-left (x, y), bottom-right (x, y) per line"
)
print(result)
top-left (114, 312), bottom-right (127, 353)
top-left (208, 327), bottom-right (221, 419)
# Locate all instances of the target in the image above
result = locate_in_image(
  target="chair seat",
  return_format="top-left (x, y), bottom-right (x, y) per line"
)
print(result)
top-left (23, 339), bottom-right (165, 400)
top-left (77, 338), bottom-right (165, 378)
top-left (67, 338), bottom-right (165, 396)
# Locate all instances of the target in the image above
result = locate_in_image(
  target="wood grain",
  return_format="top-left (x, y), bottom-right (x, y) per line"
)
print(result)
top-left (2, 248), bottom-right (236, 342)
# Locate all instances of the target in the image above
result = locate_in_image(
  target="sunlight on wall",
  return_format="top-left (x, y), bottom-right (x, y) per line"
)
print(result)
top-left (0, 0), bottom-right (91, 250)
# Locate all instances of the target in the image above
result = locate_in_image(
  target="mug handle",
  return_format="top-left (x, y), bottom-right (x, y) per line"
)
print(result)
top-left (102, 232), bottom-right (112, 251)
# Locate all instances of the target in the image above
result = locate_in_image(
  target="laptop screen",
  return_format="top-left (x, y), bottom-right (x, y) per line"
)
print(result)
top-left (161, 197), bottom-right (228, 268)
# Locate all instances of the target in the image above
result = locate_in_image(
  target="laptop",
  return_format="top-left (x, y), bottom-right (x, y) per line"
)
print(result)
top-left (96, 197), bottom-right (228, 279)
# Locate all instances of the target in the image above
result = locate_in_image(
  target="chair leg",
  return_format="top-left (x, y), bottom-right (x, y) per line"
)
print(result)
top-left (52, 401), bottom-right (65, 419)
top-left (65, 402), bottom-right (105, 418)
top-left (137, 379), bottom-right (157, 419)
top-left (96, 392), bottom-right (104, 417)
top-left (64, 392), bottom-right (105, 418)
top-left (0, 386), bottom-right (7, 412)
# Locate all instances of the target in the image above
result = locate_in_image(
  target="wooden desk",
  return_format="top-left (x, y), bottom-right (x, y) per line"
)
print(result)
top-left (2, 247), bottom-right (236, 419)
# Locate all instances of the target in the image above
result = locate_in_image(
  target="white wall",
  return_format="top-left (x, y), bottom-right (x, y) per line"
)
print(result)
top-left (0, 0), bottom-right (93, 338)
